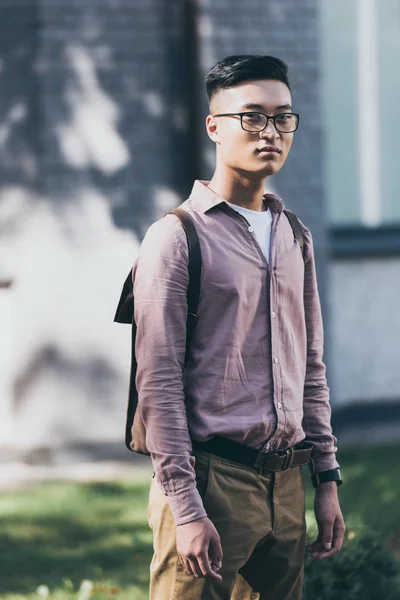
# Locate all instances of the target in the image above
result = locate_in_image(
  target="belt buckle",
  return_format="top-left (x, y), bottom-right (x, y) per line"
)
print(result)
top-left (281, 446), bottom-right (295, 471)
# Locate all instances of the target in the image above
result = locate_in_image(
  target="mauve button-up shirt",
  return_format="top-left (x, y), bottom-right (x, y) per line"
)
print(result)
top-left (133, 180), bottom-right (339, 525)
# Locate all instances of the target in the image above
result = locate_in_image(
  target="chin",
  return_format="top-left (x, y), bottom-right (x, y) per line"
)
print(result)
top-left (233, 161), bottom-right (282, 179)
top-left (258, 163), bottom-right (282, 177)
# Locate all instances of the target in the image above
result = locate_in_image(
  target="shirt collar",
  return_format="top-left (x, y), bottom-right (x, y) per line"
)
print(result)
top-left (189, 180), bottom-right (284, 214)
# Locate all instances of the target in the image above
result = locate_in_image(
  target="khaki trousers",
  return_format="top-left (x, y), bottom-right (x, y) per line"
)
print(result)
top-left (147, 450), bottom-right (306, 600)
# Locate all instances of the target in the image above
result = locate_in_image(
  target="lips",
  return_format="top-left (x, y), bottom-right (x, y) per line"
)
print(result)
top-left (257, 146), bottom-right (281, 153)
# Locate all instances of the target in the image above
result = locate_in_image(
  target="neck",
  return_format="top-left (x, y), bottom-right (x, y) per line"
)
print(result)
top-left (207, 166), bottom-right (267, 212)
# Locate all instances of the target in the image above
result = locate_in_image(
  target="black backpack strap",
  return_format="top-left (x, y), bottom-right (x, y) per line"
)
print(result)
top-left (114, 270), bottom-right (135, 324)
top-left (283, 209), bottom-right (305, 261)
top-left (167, 208), bottom-right (202, 363)
top-left (114, 209), bottom-right (202, 335)
top-left (115, 209), bottom-right (201, 452)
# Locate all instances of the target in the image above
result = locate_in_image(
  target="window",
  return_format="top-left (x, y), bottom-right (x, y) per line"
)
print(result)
top-left (320, 0), bottom-right (400, 254)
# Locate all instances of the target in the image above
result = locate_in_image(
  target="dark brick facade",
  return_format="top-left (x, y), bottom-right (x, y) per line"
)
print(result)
top-left (197, 0), bottom-right (327, 259)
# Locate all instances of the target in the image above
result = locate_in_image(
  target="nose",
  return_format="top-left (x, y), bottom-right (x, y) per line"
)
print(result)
top-left (259, 118), bottom-right (280, 140)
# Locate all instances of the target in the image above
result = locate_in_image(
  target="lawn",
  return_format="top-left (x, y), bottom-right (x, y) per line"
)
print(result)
top-left (1, 443), bottom-right (399, 600)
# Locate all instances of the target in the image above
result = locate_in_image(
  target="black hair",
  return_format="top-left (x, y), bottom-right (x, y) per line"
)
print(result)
top-left (206, 55), bottom-right (291, 105)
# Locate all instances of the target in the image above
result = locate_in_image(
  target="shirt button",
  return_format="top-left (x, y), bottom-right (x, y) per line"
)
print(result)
top-left (248, 226), bottom-right (254, 233)
top-left (274, 357), bottom-right (279, 363)
top-left (272, 311), bottom-right (276, 318)
top-left (266, 443), bottom-right (271, 451)
top-left (277, 402), bottom-right (282, 409)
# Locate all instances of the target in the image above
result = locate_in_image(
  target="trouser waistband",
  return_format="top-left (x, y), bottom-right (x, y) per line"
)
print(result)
top-left (192, 436), bottom-right (313, 474)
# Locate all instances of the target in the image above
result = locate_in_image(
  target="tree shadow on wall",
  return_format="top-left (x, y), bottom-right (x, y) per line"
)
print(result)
top-left (0, 3), bottom-right (42, 238)
top-left (0, 1), bottom-right (195, 241)
top-left (12, 343), bottom-right (125, 460)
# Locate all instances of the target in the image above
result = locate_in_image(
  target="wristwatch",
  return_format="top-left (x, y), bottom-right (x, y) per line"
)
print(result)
top-left (311, 468), bottom-right (342, 488)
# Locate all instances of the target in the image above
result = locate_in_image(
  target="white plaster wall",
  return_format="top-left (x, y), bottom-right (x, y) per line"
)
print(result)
top-left (0, 185), bottom-right (139, 454)
top-left (330, 257), bottom-right (400, 405)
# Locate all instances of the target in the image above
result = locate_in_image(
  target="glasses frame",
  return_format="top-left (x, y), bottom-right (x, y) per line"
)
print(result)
top-left (212, 111), bottom-right (300, 133)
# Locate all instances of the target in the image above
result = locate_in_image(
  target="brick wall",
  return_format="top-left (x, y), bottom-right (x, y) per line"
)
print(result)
top-left (196, 0), bottom-right (330, 367)
top-left (38, 0), bottom-right (195, 239)
top-left (197, 0), bottom-right (327, 261)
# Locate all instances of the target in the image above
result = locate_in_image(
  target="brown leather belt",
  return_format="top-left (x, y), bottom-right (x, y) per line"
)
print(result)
top-left (192, 436), bottom-right (313, 474)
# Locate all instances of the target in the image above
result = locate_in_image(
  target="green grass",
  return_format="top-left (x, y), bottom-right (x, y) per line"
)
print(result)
top-left (0, 476), bottom-right (152, 600)
top-left (1, 443), bottom-right (399, 600)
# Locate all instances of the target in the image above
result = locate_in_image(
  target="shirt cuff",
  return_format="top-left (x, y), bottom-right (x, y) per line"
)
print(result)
top-left (308, 452), bottom-right (340, 475)
top-left (167, 486), bottom-right (207, 526)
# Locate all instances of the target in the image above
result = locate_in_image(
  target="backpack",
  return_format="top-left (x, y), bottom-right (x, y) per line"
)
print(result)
top-left (114, 207), bottom-right (305, 455)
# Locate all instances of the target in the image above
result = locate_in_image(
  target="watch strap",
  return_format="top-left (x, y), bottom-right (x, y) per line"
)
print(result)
top-left (312, 468), bottom-right (342, 488)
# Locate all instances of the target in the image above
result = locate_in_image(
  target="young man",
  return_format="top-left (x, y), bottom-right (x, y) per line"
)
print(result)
top-left (133, 55), bottom-right (345, 600)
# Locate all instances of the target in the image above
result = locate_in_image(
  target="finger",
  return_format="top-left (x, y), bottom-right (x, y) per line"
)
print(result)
top-left (306, 539), bottom-right (321, 552)
top-left (188, 557), bottom-right (202, 578)
top-left (182, 557), bottom-right (194, 576)
top-left (306, 533), bottom-right (322, 552)
top-left (197, 553), bottom-right (222, 581)
top-left (313, 546), bottom-right (341, 559)
top-left (314, 531), bottom-right (345, 559)
top-left (208, 535), bottom-right (223, 571)
top-left (196, 553), bottom-right (210, 578)
top-left (321, 520), bottom-right (334, 551)
top-left (312, 524), bottom-right (346, 560)
top-left (309, 539), bottom-right (329, 558)
top-left (332, 521), bottom-right (346, 553)
top-left (310, 546), bottom-right (335, 559)
top-left (311, 546), bottom-right (328, 559)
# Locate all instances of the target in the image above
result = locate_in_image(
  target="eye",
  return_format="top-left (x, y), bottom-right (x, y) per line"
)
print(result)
top-left (245, 112), bottom-right (263, 122)
top-left (276, 113), bottom-right (294, 123)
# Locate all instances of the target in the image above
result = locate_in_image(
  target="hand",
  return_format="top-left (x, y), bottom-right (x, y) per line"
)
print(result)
top-left (307, 482), bottom-right (346, 560)
top-left (176, 516), bottom-right (223, 581)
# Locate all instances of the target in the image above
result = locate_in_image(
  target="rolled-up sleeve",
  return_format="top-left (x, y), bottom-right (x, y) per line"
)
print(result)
top-left (301, 224), bottom-right (340, 475)
top-left (133, 214), bottom-right (207, 525)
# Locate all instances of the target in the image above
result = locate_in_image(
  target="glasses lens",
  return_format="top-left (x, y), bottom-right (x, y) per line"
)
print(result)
top-left (241, 112), bottom-right (267, 131)
top-left (275, 113), bottom-right (298, 132)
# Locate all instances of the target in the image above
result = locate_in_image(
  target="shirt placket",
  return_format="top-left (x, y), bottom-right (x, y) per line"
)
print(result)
top-left (262, 210), bottom-right (284, 453)
top-left (222, 204), bottom-right (284, 453)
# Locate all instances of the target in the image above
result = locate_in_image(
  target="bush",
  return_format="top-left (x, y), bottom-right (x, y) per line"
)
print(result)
top-left (303, 533), bottom-right (400, 600)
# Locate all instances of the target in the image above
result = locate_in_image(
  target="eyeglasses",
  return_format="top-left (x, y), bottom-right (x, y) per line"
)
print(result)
top-left (212, 111), bottom-right (300, 133)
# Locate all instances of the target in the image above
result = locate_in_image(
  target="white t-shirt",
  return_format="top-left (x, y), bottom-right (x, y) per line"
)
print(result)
top-left (226, 201), bottom-right (272, 262)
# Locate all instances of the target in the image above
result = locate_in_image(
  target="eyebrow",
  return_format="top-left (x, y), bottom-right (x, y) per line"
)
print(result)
top-left (240, 103), bottom-right (293, 111)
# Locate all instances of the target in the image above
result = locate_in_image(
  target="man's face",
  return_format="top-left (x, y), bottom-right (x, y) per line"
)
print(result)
top-left (206, 79), bottom-right (295, 178)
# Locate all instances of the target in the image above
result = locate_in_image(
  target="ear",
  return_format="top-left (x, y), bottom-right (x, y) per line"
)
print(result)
top-left (205, 114), bottom-right (219, 143)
